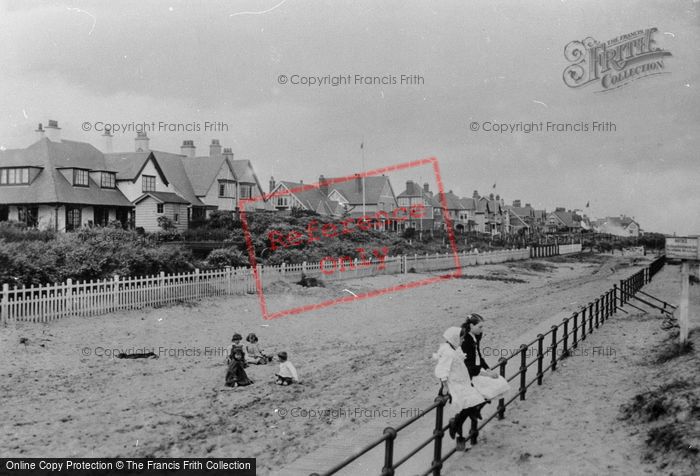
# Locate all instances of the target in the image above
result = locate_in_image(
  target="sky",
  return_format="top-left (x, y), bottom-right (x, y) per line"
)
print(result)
top-left (1, 0), bottom-right (698, 234)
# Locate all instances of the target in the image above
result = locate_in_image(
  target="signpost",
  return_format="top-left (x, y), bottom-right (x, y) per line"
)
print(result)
top-left (665, 236), bottom-right (699, 345)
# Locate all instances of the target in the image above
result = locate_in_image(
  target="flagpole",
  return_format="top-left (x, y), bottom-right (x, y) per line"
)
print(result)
top-left (361, 138), bottom-right (366, 216)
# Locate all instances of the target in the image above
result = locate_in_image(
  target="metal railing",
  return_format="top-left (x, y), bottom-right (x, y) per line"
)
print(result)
top-left (312, 255), bottom-right (666, 476)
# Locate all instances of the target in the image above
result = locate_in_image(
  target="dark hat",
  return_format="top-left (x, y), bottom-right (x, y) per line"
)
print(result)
top-left (231, 333), bottom-right (243, 341)
top-left (246, 333), bottom-right (258, 343)
top-left (277, 351), bottom-right (288, 361)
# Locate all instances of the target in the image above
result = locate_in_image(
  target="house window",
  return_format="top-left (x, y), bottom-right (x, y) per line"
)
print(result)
top-left (173, 213), bottom-right (179, 223)
top-left (0, 168), bottom-right (30, 185)
top-left (239, 184), bottom-right (252, 199)
top-left (17, 206), bottom-right (38, 227)
top-left (73, 169), bottom-right (89, 187)
top-left (142, 175), bottom-right (155, 192)
top-left (276, 196), bottom-right (288, 208)
top-left (218, 181), bottom-right (235, 198)
top-left (157, 203), bottom-right (164, 214)
top-left (94, 207), bottom-right (109, 227)
top-left (66, 207), bottom-right (81, 231)
top-left (101, 172), bottom-right (115, 188)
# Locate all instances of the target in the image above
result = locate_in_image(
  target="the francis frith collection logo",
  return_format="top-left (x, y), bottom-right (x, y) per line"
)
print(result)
top-left (563, 27), bottom-right (672, 91)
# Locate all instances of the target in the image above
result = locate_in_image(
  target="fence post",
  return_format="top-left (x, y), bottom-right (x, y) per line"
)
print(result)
top-left (381, 427), bottom-right (397, 476)
top-left (613, 284), bottom-right (618, 313)
top-left (580, 307), bottom-right (586, 341)
top-left (497, 358), bottom-right (507, 420)
top-left (619, 279), bottom-right (625, 305)
top-left (112, 275), bottom-right (119, 311)
top-left (536, 334), bottom-right (544, 385)
top-left (562, 318), bottom-right (569, 358)
top-left (66, 278), bottom-right (74, 315)
top-left (1, 283), bottom-right (8, 325)
top-left (432, 397), bottom-right (446, 476)
top-left (519, 344), bottom-right (528, 400)
top-left (588, 302), bottom-right (594, 334)
top-left (159, 271), bottom-right (165, 303)
top-left (195, 268), bottom-right (201, 299)
top-left (572, 312), bottom-right (578, 348)
top-left (550, 325), bottom-right (558, 371)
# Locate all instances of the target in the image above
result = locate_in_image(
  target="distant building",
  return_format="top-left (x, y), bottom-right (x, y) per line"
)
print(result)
top-left (594, 215), bottom-right (641, 237)
top-left (545, 207), bottom-right (582, 233)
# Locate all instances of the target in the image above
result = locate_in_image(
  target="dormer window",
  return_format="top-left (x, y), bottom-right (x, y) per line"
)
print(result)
top-left (101, 172), bottom-right (116, 189)
top-left (73, 169), bottom-right (89, 187)
top-left (0, 167), bottom-right (30, 185)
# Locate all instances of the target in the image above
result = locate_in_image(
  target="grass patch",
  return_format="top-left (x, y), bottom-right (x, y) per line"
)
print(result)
top-left (655, 340), bottom-right (694, 364)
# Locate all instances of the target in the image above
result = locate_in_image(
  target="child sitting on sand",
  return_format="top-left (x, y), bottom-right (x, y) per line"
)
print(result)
top-left (227, 333), bottom-right (246, 366)
top-left (245, 333), bottom-right (272, 365)
top-left (225, 347), bottom-right (253, 387)
top-left (275, 351), bottom-right (300, 385)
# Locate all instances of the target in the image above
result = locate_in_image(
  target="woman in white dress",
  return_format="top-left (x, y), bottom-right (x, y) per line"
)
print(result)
top-left (434, 327), bottom-right (486, 451)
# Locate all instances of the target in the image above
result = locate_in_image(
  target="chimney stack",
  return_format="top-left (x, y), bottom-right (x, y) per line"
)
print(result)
top-left (44, 120), bottom-right (61, 142)
top-left (319, 174), bottom-right (329, 196)
top-left (35, 123), bottom-right (45, 140)
top-left (135, 131), bottom-right (149, 152)
top-left (525, 203), bottom-right (531, 208)
top-left (424, 183), bottom-right (430, 193)
top-left (355, 173), bottom-right (362, 192)
top-left (180, 140), bottom-right (196, 158)
top-left (513, 199), bottom-right (521, 207)
top-left (473, 190), bottom-right (479, 199)
top-left (102, 126), bottom-right (113, 153)
top-left (489, 193), bottom-right (494, 200)
top-left (222, 147), bottom-right (233, 160)
top-left (269, 176), bottom-right (276, 193)
top-left (210, 139), bottom-right (222, 157)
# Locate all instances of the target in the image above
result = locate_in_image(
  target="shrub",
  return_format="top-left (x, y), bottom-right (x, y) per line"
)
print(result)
top-left (206, 248), bottom-right (249, 268)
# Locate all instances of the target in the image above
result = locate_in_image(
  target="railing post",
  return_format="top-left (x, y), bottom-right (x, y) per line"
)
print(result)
top-left (572, 312), bottom-right (578, 348)
top-left (595, 298), bottom-right (600, 329)
top-left (580, 307), bottom-right (586, 341)
top-left (497, 358), bottom-right (507, 420)
top-left (536, 334), bottom-right (544, 385)
top-left (550, 325), bottom-right (558, 371)
top-left (431, 397), bottom-right (445, 476)
top-left (613, 284), bottom-right (618, 313)
top-left (619, 279), bottom-right (625, 305)
top-left (381, 427), bottom-right (397, 476)
top-left (562, 318), bottom-right (569, 358)
top-left (588, 302), bottom-right (594, 335)
top-left (519, 344), bottom-right (528, 400)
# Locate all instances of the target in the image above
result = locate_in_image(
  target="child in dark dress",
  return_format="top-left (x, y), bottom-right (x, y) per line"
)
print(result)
top-left (225, 348), bottom-right (253, 387)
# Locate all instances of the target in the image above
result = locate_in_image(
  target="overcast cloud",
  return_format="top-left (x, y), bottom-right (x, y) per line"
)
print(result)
top-left (1, 0), bottom-right (698, 234)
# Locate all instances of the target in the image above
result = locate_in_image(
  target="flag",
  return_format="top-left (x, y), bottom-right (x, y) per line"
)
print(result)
top-left (360, 142), bottom-right (363, 149)
top-left (586, 201), bottom-right (590, 208)
top-left (492, 183), bottom-right (496, 189)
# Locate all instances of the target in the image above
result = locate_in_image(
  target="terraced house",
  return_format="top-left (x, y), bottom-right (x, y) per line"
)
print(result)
top-left (0, 121), bottom-right (268, 231)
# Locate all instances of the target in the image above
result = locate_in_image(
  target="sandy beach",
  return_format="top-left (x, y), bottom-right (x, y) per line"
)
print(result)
top-left (2, 253), bottom-right (690, 475)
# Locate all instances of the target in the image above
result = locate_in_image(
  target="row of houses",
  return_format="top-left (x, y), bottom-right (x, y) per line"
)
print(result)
top-left (0, 121), bottom-right (267, 232)
top-left (0, 120), bottom-right (641, 236)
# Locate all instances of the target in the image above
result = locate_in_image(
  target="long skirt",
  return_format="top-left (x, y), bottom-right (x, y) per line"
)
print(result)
top-left (472, 374), bottom-right (510, 400)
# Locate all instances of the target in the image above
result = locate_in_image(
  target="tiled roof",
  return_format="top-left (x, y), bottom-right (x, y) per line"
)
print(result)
top-left (278, 181), bottom-right (339, 212)
top-left (327, 175), bottom-right (392, 205)
top-left (134, 191), bottom-right (190, 205)
top-left (181, 156), bottom-right (232, 196)
top-left (436, 191), bottom-right (463, 210)
top-left (0, 138), bottom-right (131, 206)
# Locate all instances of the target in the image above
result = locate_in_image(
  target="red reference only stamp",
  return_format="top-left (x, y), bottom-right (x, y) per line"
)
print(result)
top-left (240, 157), bottom-right (461, 319)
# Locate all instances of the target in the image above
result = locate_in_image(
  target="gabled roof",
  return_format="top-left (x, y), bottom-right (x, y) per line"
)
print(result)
top-left (506, 205), bottom-right (534, 218)
top-left (134, 191), bottom-right (190, 205)
top-left (459, 197), bottom-right (477, 211)
top-left (397, 181), bottom-right (426, 198)
top-left (0, 138), bottom-right (131, 206)
top-left (548, 210), bottom-right (580, 228)
top-left (436, 191), bottom-right (464, 211)
top-left (276, 181), bottom-right (339, 213)
top-left (327, 175), bottom-right (394, 206)
top-left (181, 156), bottom-right (234, 196)
top-left (105, 151), bottom-right (204, 207)
top-left (232, 160), bottom-right (266, 201)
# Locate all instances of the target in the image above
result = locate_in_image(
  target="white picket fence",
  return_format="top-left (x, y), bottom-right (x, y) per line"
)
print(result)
top-left (559, 243), bottom-right (583, 255)
top-left (1, 248), bottom-right (530, 324)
